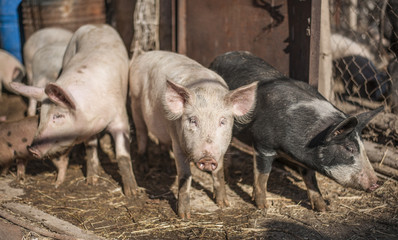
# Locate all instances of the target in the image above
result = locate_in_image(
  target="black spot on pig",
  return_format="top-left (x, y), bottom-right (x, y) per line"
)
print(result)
top-left (7, 142), bottom-right (12, 148)
top-left (7, 131), bottom-right (11, 136)
top-left (22, 138), bottom-right (28, 143)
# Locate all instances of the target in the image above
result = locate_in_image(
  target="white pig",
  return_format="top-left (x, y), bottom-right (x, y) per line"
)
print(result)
top-left (11, 24), bottom-right (138, 197)
top-left (27, 43), bottom-right (69, 116)
top-left (0, 49), bottom-right (26, 97)
top-left (23, 28), bottom-right (72, 116)
top-left (129, 49), bottom-right (258, 219)
top-left (23, 27), bottom-right (73, 86)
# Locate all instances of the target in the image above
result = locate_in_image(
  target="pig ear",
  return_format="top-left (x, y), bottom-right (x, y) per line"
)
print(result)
top-left (9, 82), bottom-right (46, 101)
top-left (163, 79), bottom-right (192, 120)
top-left (226, 81), bottom-right (258, 124)
top-left (354, 106), bottom-right (384, 131)
top-left (45, 83), bottom-right (76, 110)
top-left (325, 116), bottom-right (358, 142)
top-left (12, 67), bottom-right (25, 82)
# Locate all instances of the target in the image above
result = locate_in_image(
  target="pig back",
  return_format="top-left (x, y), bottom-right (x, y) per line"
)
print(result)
top-left (58, 24), bottom-right (129, 111)
top-left (130, 50), bottom-right (229, 144)
top-left (209, 51), bottom-right (284, 90)
top-left (32, 43), bottom-right (68, 87)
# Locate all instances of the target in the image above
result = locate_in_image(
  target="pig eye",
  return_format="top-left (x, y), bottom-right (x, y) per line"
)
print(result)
top-left (344, 144), bottom-right (356, 153)
top-left (188, 116), bottom-right (198, 127)
top-left (53, 113), bottom-right (64, 120)
top-left (220, 117), bottom-right (227, 126)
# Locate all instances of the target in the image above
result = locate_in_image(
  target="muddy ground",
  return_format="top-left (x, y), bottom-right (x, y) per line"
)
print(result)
top-left (0, 93), bottom-right (397, 240)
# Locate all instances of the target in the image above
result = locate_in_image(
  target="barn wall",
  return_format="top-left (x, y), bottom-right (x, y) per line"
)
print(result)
top-left (175, 0), bottom-right (290, 75)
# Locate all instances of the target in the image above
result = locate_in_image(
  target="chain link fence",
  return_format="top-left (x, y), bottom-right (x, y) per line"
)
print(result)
top-left (330, 0), bottom-right (398, 114)
top-left (329, 0), bottom-right (398, 179)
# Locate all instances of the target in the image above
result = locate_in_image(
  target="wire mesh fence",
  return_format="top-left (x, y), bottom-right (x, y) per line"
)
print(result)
top-left (330, 0), bottom-right (398, 114)
top-left (329, 0), bottom-right (398, 181)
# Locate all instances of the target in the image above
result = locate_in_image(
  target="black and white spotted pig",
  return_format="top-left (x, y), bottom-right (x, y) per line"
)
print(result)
top-left (209, 51), bottom-right (382, 212)
top-left (0, 116), bottom-right (69, 186)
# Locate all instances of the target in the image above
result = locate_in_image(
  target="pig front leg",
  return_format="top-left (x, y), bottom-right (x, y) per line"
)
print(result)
top-left (109, 124), bottom-right (138, 197)
top-left (299, 168), bottom-right (328, 212)
top-left (16, 158), bottom-right (27, 182)
top-left (173, 142), bottom-right (192, 219)
top-left (211, 158), bottom-right (229, 208)
top-left (252, 148), bottom-right (276, 209)
top-left (84, 138), bottom-right (100, 185)
top-left (51, 151), bottom-right (70, 188)
top-left (27, 98), bottom-right (38, 116)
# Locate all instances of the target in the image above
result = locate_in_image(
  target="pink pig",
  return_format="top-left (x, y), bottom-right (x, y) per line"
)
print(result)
top-left (129, 49), bottom-right (258, 219)
top-left (11, 24), bottom-right (138, 197)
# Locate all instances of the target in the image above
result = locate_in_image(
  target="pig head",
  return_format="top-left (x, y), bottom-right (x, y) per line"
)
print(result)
top-left (10, 82), bottom-right (83, 158)
top-left (305, 106), bottom-right (383, 191)
top-left (163, 79), bottom-right (257, 172)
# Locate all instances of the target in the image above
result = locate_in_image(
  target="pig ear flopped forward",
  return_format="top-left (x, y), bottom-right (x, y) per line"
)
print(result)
top-left (9, 82), bottom-right (46, 101)
top-left (163, 79), bottom-right (193, 120)
top-left (226, 81), bottom-right (258, 124)
top-left (325, 116), bottom-right (358, 142)
top-left (45, 83), bottom-right (76, 110)
top-left (354, 106), bottom-right (384, 131)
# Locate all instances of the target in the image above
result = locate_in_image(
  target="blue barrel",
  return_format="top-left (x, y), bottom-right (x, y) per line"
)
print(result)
top-left (0, 0), bottom-right (23, 61)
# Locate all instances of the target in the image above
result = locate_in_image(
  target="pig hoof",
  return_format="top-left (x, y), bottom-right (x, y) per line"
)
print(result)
top-left (311, 199), bottom-right (328, 212)
top-left (255, 197), bottom-right (269, 209)
top-left (217, 198), bottom-right (230, 208)
top-left (123, 185), bottom-right (139, 198)
top-left (54, 180), bottom-right (64, 189)
top-left (86, 175), bottom-right (99, 185)
top-left (178, 211), bottom-right (191, 220)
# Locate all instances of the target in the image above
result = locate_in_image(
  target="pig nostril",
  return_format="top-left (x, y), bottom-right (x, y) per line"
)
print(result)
top-left (369, 183), bottom-right (379, 192)
top-left (211, 163), bottom-right (217, 170)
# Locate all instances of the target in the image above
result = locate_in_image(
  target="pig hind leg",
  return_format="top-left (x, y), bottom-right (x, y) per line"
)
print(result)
top-left (108, 120), bottom-right (138, 197)
top-left (299, 168), bottom-right (328, 212)
top-left (16, 158), bottom-right (27, 182)
top-left (1, 162), bottom-right (12, 176)
top-left (51, 152), bottom-right (70, 188)
top-left (131, 102), bottom-right (150, 172)
top-left (84, 138), bottom-right (101, 185)
top-left (253, 148), bottom-right (276, 209)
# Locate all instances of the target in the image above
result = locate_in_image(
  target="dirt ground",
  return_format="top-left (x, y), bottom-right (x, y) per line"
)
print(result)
top-left (1, 93), bottom-right (398, 240)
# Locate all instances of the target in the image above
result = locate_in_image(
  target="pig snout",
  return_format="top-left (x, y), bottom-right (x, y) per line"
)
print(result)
top-left (357, 167), bottom-right (379, 192)
top-left (196, 157), bottom-right (218, 172)
top-left (27, 145), bottom-right (42, 159)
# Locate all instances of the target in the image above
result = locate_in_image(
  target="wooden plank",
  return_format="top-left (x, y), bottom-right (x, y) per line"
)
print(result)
top-left (287, 0), bottom-right (321, 87)
top-left (178, 0), bottom-right (289, 74)
top-left (177, 0), bottom-right (187, 54)
top-left (309, 0), bottom-right (321, 88)
top-left (159, 0), bottom-right (173, 51)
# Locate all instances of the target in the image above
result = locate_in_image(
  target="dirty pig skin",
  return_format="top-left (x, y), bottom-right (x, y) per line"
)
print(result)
top-left (0, 116), bottom-right (69, 187)
top-left (11, 24), bottom-right (138, 197)
top-left (129, 49), bottom-right (258, 219)
top-left (210, 51), bottom-right (382, 212)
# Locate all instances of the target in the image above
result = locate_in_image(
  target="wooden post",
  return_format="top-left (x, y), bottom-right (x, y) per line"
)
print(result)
top-left (177, 0), bottom-right (186, 54)
top-left (288, 0), bottom-right (321, 88)
top-left (319, 0), bottom-right (334, 102)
